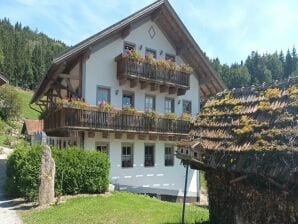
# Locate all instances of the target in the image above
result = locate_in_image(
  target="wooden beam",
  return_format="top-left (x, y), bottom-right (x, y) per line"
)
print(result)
top-left (230, 175), bottom-right (248, 184)
top-left (140, 81), bottom-right (148, 89)
top-left (168, 86), bottom-right (177, 95)
top-left (177, 88), bottom-right (186, 96)
top-left (127, 133), bottom-right (135, 140)
top-left (130, 79), bottom-right (138, 88)
top-left (138, 133), bottom-right (146, 140)
top-left (160, 85), bottom-right (168, 93)
top-left (59, 73), bottom-right (80, 80)
top-left (150, 83), bottom-right (158, 91)
top-left (114, 132), bottom-right (122, 139)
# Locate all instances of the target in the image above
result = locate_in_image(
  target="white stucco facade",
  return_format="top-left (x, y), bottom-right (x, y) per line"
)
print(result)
top-left (80, 19), bottom-right (201, 200)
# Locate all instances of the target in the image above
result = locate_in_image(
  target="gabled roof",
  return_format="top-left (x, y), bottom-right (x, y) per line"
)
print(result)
top-left (0, 72), bottom-right (8, 86)
top-left (31, 0), bottom-right (225, 104)
top-left (22, 119), bottom-right (44, 135)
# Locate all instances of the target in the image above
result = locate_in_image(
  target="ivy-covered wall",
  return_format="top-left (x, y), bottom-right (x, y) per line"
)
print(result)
top-left (206, 169), bottom-right (298, 224)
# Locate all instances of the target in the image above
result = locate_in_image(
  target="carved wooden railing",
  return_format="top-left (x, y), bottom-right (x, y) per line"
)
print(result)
top-left (44, 107), bottom-right (190, 135)
top-left (115, 54), bottom-right (190, 88)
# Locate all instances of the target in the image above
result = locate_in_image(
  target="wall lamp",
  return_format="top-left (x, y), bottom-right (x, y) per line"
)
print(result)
top-left (115, 89), bottom-right (119, 95)
top-left (139, 45), bottom-right (143, 50)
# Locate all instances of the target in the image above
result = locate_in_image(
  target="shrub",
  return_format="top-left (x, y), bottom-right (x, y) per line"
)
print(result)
top-left (0, 85), bottom-right (21, 121)
top-left (6, 145), bottom-right (109, 201)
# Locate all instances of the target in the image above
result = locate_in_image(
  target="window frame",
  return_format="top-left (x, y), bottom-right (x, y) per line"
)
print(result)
top-left (145, 48), bottom-right (157, 59)
top-left (164, 144), bottom-right (175, 167)
top-left (164, 97), bottom-right (175, 113)
top-left (123, 41), bottom-right (136, 55)
top-left (165, 53), bottom-right (176, 62)
top-left (145, 94), bottom-right (156, 112)
top-left (96, 86), bottom-right (111, 105)
top-left (95, 142), bottom-right (110, 157)
top-left (182, 100), bottom-right (192, 114)
top-left (144, 144), bottom-right (155, 167)
top-left (121, 143), bottom-right (134, 168)
top-left (122, 91), bottom-right (135, 108)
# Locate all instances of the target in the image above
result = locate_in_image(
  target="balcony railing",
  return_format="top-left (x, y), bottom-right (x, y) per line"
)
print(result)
top-left (115, 54), bottom-right (190, 92)
top-left (44, 107), bottom-right (190, 135)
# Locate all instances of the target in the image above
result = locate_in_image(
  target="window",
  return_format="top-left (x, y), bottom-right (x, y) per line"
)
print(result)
top-left (145, 48), bottom-right (157, 59)
top-left (183, 100), bottom-right (192, 114)
top-left (122, 143), bottom-right (133, 168)
top-left (145, 95), bottom-right (155, 112)
top-left (144, 144), bottom-right (155, 167)
top-left (124, 42), bottom-right (136, 55)
top-left (165, 53), bottom-right (175, 62)
top-left (96, 87), bottom-right (110, 105)
top-left (165, 145), bottom-right (174, 166)
top-left (165, 98), bottom-right (175, 113)
top-left (96, 142), bottom-right (109, 156)
top-left (122, 91), bottom-right (134, 108)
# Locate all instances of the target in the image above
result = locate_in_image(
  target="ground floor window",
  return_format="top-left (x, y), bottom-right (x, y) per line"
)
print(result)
top-left (122, 143), bottom-right (133, 168)
top-left (96, 142), bottom-right (109, 156)
top-left (165, 145), bottom-right (174, 166)
top-left (144, 144), bottom-right (155, 167)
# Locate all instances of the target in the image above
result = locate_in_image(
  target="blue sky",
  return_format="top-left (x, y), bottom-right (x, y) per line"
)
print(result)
top-left (0, 0), bottom-right (297, 64)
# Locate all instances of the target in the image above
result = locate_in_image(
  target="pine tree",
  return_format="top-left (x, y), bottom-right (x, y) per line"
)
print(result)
top-left (285, 49), bottom-right (292, 79)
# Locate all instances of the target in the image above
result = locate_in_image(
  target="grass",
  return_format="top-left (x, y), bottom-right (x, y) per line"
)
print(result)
top-left (22, 192), bottom-right (209, 224)
top-left (16, 87), bottom-right (40, 120)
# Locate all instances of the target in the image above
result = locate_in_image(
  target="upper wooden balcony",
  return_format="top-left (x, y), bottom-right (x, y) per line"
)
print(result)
top-left (44, 106), bottom-right (190, 140)
top-left (115, 54), bottom-right (190, 96)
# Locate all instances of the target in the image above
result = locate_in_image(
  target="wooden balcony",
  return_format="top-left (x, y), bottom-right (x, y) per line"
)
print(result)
top-left (44, 107), bottom-right (190, 139)
top-left (115, 54), bottom-right (190, 96)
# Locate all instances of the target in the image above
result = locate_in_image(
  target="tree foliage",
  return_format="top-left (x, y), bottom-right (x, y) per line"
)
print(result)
top-left (0, 84), bottom-right (21, 121)
top-left (0, 18), bottom-right (67, 89)
top-left (210, 47), bottom-right (298, 89)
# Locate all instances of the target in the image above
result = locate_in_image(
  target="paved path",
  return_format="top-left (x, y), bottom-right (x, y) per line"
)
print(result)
top-left (0, 147), bottom-right (23, 224)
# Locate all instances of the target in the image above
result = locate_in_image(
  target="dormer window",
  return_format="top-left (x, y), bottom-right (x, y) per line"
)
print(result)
top-left (124, 42), bottom-right (136, 55)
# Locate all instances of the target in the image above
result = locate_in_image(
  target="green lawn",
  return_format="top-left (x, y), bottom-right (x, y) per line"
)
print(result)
top-left (22, 192), bottom-right (209, 224)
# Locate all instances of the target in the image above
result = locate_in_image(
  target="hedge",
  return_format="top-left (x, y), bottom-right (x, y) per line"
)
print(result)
top-left (6, 145), bottom-right (110, 201)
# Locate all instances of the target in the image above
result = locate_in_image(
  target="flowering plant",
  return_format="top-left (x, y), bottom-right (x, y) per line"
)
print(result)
top-left (98, 100), bottom-right (114, 113)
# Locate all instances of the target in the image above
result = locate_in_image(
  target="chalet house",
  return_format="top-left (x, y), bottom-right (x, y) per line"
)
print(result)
top-left (0, 72), bottom-right (8, 86)
top-left (177, 77), bottom-right (298, 223)
top-left (31, 0), bottom-right (224, 201)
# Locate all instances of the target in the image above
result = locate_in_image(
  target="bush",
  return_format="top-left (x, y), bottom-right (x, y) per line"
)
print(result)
top-left (0, 85), bottom-right (21, 121)
top-left (6, 145), bottom-right (110, 201)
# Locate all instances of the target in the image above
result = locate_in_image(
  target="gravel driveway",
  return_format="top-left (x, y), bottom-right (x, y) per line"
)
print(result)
top-left (0, 147), bottom-right (23, 224)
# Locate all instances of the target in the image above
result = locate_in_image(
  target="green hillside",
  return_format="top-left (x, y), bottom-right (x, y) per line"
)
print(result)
top-left (0, 85), bottom-right (40, 147)
top-left (16, 87), bottom-right (40, 119)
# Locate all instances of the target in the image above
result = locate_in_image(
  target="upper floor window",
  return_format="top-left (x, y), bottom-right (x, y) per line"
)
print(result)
top-left (165, 145), bottom-right (174, 166)
top-left (96, 142), bottom-right (109, 156)
top-left (123, 91), bottom-right (134, 108)
top-left (96, 86), bottom-right (110, 105)
top-left (165, 97), bottom-right (175, 113)
top-left (165, 53), bottom-right (175, 62)
top-left (144, 144), bottom-right (155, 167)
top-left (124, 42), bottom-right (136, 55)
top-left (183, 100), bottom-right (192, 114)
top-left (145, 95), bottom-right (155, 112)
top-left (145, 48), bottom-right (157, 59)
top-left (122, 143), bottom-right (133, 168)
